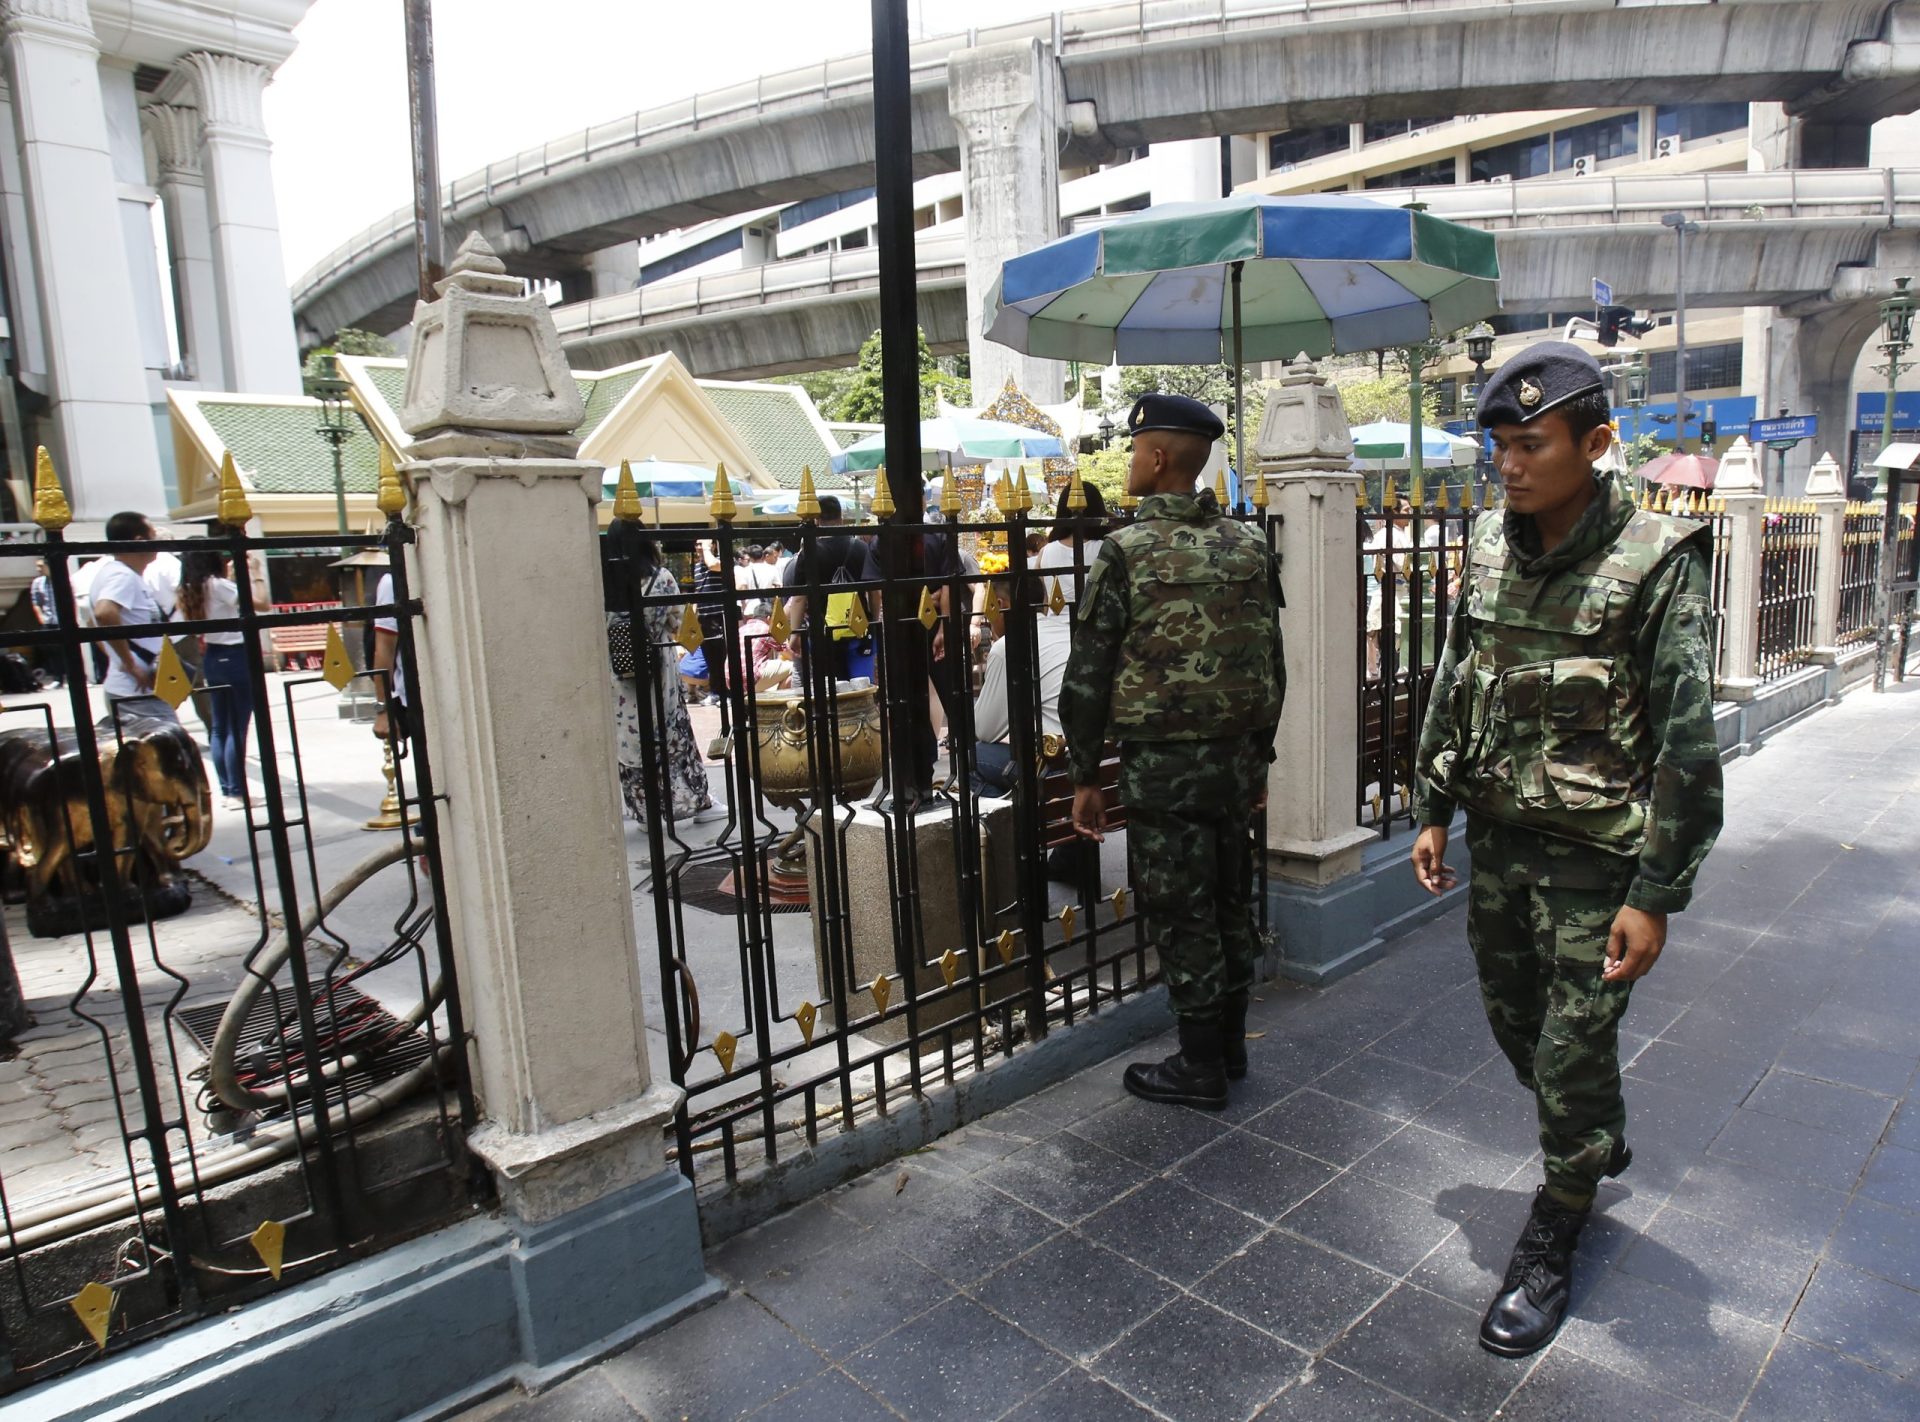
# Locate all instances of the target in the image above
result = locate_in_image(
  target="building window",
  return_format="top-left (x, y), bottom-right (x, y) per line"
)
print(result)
top-left (779, 187), bottom-right (874, 231)
top-left (1432, 380), bottom-right (1459, 419)
top-left (1646, 343), bottom-right (1742, 395)
top-left (1474, 134), bottom-right (1551, 183)
top-left (1363, 115), bottom-right (1448, 144)
top-left (1654, 104), bottom-right (1747, 144)
top-left (1266, 125), bottom-right (1348, 171)
top-left (1365, 158), bottom-right (1456, 190)
top-left (1552, 113), bottom-right (1639, 170)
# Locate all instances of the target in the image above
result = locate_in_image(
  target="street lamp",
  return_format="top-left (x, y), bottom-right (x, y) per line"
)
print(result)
top-left (1661, 212), bottom-right (1701, 447)
top-left (311, 352), bottom-right (353, 536)
top-left (1098, 412), bottom-right (1117, 447)
top-left (1876, 276), bottom-right (1915, 472)
top-left (1464, 322), bottom-right (1495, 478)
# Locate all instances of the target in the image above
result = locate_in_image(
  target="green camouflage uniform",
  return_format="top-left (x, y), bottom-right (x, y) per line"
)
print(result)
top-left (1415, 472), bottom-right (1724, 1207)
top-left (1059, 490), bottom-right (1285, 1020)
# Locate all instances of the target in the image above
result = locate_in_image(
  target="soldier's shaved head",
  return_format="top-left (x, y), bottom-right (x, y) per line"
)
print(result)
top-left (1129, 429), bottom-right (1214, 496)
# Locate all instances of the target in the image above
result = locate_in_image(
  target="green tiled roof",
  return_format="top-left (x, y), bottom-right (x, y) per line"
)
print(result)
top-left (701, 385), bottom-right (839, 489)
top-left (577, 366), bottom-right (650, 437)
top-left (828, 425), bottom-right (875, 449)
top-left (364, 363), bottom-right (408, 417)
top-left (197, 401), bottom-right (382, 495)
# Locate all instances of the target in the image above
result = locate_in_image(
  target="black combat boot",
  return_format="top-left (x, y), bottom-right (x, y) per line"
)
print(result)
top-left (1220, 991), bottom-right (1250, 1081)
top-left (1123, 1017), bottom-right (1229, 1110)
top-left (1478, 1187), bottom-right (1589, 1357)
top-left (1605, 1139), bottom-right (1632, 1178)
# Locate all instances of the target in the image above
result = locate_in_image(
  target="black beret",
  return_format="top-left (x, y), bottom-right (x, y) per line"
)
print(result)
top-left (1476, 340), bottom-right (1607, 429)
top-left (1127, 392), bottom-right (1225, 441)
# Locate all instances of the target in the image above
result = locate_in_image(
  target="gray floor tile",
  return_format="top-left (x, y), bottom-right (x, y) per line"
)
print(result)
top-left (742, 1240), bottom-right (952, 1360)
top-left (922, 1109), bottom-right (1053, 1173)
top-left (1213, 1064), bottom-right (1305, 1124)
top-left (1092, 1296), bottom-right (1308, 1422)
top-left (1745, 1067), bottom-right (1897, 1144)
top-left (1238, 1026), bottom-right (1368, 1084)
top-left (1020, 1065), bottom-right (1126, 1128)
top-left (741, 1369), bottom-right (899, 1422)
top-left (1828, 1194), bottom-right (1920, 1292)
top-left (1788, 1260), bottom-right (1920, 1381)
top-left (1325, 1285), bottom-right (1529, 1421)
top-left (1252, 1362), bottom-right (1437, 1421)
top-left (975, 1131), bottom-right (1150, 1225)
top-left (1495, 1350), bottom-right (1715, 1422)
top-left (1413, 1081), bottom-right (1545, 1160)
top-left (969, 1232), bottom-right (1177, 1361)
top-left (1278, 1173), bottom-right (1460, 1277)
top-left (1245, 1088), bottom-right (1405, 1167)
top-left (1616, 1206), bottom-right (1818, 1327)
top-left (1664, 1157), bottom-right (1848, 1253)
top-left (483, 1371), bottom-right (641, 1422)
top-left (1174, 1130), bottom-right (1338, 1223)
top-left (601, 1294), bottom-right (825, 1422)
top-left (1367, 1010), bottom-right (1501, 1080)
top-left (1552, 1270), bottom-right (1777, 1415)
top-left (1890, 1101), bottom-right (1920, 1153)
top-left (1623, 1039), bottom-right (1771, 1105)
top-left (1311, 1052), bottom-right (1459, 1118)
top-left (1707, 1107), bottom-right (1876, 1194)
top-left (1860, 1142), bottom-right (1920, 1214)
top-left (874, 1176), bottom-right (1061, 1286)
top-left (998, 1368), bottom-right (1158, 1421)
top-left (1066, 1095), bottom-right (1230, 1170)
top-left (1350, 1122), bottom-right (1527, 1206)
top-left (1741, 1336), bottom-right (1920, 1422)
top-left (1774, 1034), bottom-right (1919, 1097)
top-left (843, 1296), bottom-right (1066, 1421)
top-left (708, 1196), bottom-right (871, 1287)
top-left (1082, 1175), bottom-right (1265, 1285)
top-left (1196, 1230), bottom-right (1396, 1352)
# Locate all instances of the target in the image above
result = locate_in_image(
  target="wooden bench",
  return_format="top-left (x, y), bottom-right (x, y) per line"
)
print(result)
top-left (267, 601), bottom-right (341, 672)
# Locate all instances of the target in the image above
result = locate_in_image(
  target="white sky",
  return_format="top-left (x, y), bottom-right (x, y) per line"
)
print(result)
top-left (266, 0), bottom-right (1049, 284)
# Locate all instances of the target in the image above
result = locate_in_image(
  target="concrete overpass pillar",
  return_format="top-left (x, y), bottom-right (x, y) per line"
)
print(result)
top-left (950, 38), bottom-right (1067, 405)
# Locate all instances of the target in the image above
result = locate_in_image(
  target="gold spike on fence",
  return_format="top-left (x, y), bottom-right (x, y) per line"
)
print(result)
top-left (217, 450), bottom-right (253, 527)
top-left (796, 466), bottom-right (821, 520)
top-left (612, 460), bottom-right (643, 521)
top-left (32, 446), bottom-right (70, 531)
top-left (376, 445), bottom-right (406, 517)
top-left (709, 463), bottom-right (737, 522)
top-left (1064, 468), bottom-right (1087, 513)
top-left (1250, 471), bottom-right (1268, 508)
top-left (869, 468), bottom-right (896, 519)
top-left (941, 467), bottom-right (962, 516)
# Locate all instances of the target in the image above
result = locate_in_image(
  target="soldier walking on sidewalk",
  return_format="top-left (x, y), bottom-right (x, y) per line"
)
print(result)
top-left (1060, 393), bottom-right (1285, 1111)
top-left (1411, 342), bottom-right (1724, 1356)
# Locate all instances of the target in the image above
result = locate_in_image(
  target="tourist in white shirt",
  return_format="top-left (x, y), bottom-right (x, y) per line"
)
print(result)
top-left (144, 546), bottom-right (212, 728)
top-left (89, 511), bottom-right (171, 715)
top-left (178, 550), bottom-right (250, 808)
top-left (1036, 483), bottom-right (1109, 606)
top-left (971, 574), bottom-right (1074, 797)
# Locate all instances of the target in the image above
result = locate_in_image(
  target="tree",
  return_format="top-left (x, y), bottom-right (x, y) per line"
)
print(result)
top-left (1102, 364), bottom-right (1267, 457)
top-left (302, 327), bottom-right (396, 396)
top-left (767, 368), bottom-right (858, 420)
top-left (1328, 360), bottom-right (1443, 428)
top-left (1076, 444), bottom-right (1131, 503)
top-left (836, 328), bottom-right (971, 422)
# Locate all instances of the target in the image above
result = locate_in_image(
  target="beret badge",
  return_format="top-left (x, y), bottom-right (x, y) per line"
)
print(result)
top-left (1519, 378), bottom-right (1543, 409)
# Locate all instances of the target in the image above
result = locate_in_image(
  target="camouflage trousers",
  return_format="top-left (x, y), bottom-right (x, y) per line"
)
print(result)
top-left (1121, 737), bottom-right (1265, 1021)
top-left (1465, 849), bottom-right (1636, 1209)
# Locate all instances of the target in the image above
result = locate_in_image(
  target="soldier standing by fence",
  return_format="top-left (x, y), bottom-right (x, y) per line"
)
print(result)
top-left (1411, 342), bottom-right (1724, 1357)
top-left (1060, 393), bottom-right (1285, 1110)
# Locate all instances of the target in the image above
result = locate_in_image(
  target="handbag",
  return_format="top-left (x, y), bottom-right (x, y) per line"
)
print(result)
top-left (607, 613), bottom-right (636, 679)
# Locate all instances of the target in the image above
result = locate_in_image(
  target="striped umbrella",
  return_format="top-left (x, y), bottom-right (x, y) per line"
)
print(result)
top-left (985, 194), bottom-right (1500, 484)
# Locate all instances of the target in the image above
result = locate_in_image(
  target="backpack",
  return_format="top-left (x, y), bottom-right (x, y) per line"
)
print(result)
top-left (824, 560), bottom-right (860, 642)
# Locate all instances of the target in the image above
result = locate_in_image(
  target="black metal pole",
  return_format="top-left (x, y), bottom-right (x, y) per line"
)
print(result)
top-left (404, 0), bottom-right (445, 301)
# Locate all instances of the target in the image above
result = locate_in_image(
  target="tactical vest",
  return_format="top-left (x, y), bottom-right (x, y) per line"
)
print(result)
top-left (1106, 511), bottom-right (1281, 738)
top-left (1420, 507), bottom-right (1707, 854)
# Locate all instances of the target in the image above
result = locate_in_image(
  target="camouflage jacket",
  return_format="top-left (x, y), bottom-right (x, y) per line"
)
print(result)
top-left (1059, 491), bottom-right (1285, 786)
top-left (1414, 474), bottom-right (1724, 913)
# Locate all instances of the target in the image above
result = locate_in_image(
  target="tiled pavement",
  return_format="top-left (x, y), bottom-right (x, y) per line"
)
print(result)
top-left (468, 681), bottom-right (1920, 1422)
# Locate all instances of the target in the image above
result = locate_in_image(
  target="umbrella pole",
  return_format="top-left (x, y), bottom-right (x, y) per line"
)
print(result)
top-left (1406, 350), bottom-right (1425, 499)
top-left (1231, 260), bottom-right (1245, 511)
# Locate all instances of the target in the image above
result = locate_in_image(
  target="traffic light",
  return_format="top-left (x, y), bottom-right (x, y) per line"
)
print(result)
top-left (1595, 305), bottom-right (1656, 347)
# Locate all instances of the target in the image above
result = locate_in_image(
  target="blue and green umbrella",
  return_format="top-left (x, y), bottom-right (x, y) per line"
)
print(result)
top-left (829, 415), bottom-right (1065, 475)
top-left (985, 194), bottom-right (1501, 486)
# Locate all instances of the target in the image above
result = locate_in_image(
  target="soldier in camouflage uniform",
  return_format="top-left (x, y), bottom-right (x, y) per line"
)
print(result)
top-left (1060, 393), bottom-right (1285, 1110)
top-left (1411, 342), bottom-right (1724, 1357)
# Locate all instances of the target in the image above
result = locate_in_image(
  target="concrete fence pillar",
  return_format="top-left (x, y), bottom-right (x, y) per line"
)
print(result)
top-left (1714, 437), bottom-right (1766, 700)
top-left (399, 234), bottom-right (713, 1378)
top-left (1249, 358), bottom-right (1380, 981)
top-left (1805, 451), bottom-right (1847, 657)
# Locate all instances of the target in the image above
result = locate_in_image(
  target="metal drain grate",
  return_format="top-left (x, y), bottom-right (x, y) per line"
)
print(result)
top-left (177, 987), bottom-right (434, 1122)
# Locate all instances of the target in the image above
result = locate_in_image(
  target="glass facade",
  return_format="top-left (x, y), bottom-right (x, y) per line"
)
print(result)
top-left (1266, 125), bottom-right (1349, 171)
top-left (1553, 113), bottom-right (1639, 169)
top-left (1363, 115), bottom-right (1449, 144)
top-left (1647, 343), bottom-right (1742, 394)
top-left (1655, 103), bottom-right (1748, 144)
top-left (1473, 134), bottom-right (1551, 183)
top-left (1365, 158), bottom-right (1456, 189)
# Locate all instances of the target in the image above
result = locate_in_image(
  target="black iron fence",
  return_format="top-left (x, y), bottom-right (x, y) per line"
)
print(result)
top-left (1656, 488), bottom-right (1733, 685)
top-left (0, 511), bottom-right (480, 1388)
top-left (1756, 499), bottom-right (1821, 682)
top-left (1354, 478), bottom-right (1484, 837)
top-left (1838, 502), bottom-right (1885, 646)
top-left (610, 487), bottom-right (1276, 1188)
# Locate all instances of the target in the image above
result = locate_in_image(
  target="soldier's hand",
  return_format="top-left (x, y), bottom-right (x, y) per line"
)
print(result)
top-left (1411, 825), bottom-right (1456, 896)
top-left (1070, 784), bottom-right (1106, 842)
top-left (1603, 906), bottom-right (1666, 982)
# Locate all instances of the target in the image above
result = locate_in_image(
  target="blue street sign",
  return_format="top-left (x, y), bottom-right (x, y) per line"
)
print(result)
top-left (1592, 278), bottom-right (1612, 307)
top-left (1747, 414), bottom-right (1817, 444)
